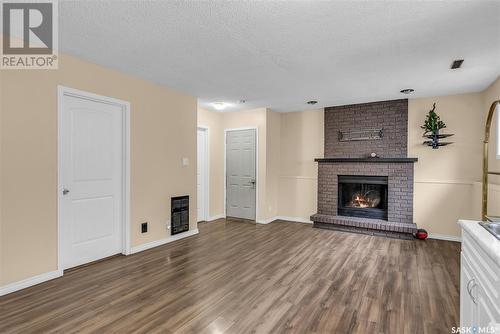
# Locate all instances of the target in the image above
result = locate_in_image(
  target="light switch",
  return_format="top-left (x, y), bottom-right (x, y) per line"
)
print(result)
top-left (182, 157), bottom-right (189, 167)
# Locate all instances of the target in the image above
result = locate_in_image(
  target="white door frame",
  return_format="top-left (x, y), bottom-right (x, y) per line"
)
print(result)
top-left (197, 126), bottom-right (210, 221)
top-left (223, 127), bottom-right (259, 220)
top-left (57, 85), bottom-right (131, 273)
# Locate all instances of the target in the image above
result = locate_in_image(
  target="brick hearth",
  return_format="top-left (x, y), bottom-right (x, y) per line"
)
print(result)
top-left (311, 215), bottom-right (416, 239)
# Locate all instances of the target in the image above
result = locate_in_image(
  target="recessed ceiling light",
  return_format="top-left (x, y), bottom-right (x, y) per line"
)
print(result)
top-left (451, 59), bottom-right (464, 69)
top-left (400, 89), bottom-right (414, 94)
top-left (307, 100), bottom-right (318, 105)
top-left (212, 102), bottom-right (229, 110)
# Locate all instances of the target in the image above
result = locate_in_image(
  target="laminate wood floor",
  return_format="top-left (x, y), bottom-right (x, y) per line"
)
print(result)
top-left (0, 219), bottom-right (460, 334)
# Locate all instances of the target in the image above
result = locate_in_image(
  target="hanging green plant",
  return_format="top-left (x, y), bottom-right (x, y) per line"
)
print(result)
top-left (421, 103), bottom-right (454, 149)
top-left (421, 103), bottom-right (446, 135)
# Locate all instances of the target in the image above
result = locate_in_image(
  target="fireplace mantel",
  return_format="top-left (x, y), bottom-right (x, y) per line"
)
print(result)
top-left (315, 157), bottom-right (418, 163)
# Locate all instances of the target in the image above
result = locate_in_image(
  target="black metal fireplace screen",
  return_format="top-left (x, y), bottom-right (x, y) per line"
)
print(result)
top-left (338, 175), bottom-right (388, 220)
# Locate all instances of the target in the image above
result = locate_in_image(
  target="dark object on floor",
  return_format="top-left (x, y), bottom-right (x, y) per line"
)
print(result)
top-left (414, 228), bottom-right (428, 239)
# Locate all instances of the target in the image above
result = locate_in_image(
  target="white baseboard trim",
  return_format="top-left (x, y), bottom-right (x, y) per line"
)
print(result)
top-left (256, 216), bottom-right (313, 225)
top-left (275, 216), bottom-right (313, 224)
top-left (129, 229), bottom-right (199, 254)
top-left (428, 233), bottom-right (461, 242)
top-left (0, 229), bottom-right (200, 296)
top-left (207, 214), bottom-right (225, 222)
top-left (256, 218), bottom-right (274, 224)
top-left (0, 269), bottom-right (63, 297)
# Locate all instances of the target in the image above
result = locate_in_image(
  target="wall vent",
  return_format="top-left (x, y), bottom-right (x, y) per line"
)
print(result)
top-left (171, 196), bottom-right (189, 235)
top-left (451, 59), bottom-right (464, 69)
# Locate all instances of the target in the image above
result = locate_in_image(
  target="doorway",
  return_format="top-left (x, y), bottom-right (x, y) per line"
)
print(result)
top-left (58, 86), bottom-right (130, 270)
top-left (225, 128), bottom-right (257, 220)
top-left (197, 127), bottom-right (209, 222)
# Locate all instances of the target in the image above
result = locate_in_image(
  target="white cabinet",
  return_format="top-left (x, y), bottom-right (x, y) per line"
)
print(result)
top-left (460, 224), bottom-right (500, 329)
top-left (477, 285), bottom-right (499, 328)
top-left (460, 253), bottom-right (476, 327)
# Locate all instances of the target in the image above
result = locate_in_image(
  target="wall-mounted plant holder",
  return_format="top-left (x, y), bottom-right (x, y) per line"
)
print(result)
top-left (423, 131), bottom-right (454, 149)
top-left (421, 103), bottom-right (453, 149)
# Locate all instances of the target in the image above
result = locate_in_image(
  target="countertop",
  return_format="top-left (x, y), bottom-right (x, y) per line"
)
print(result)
top-left (458, 219), bottom-right (500, 267)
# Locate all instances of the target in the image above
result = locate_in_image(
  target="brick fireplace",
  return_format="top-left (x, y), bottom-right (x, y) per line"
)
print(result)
top-left (311, 99), bottom-right (418, 238)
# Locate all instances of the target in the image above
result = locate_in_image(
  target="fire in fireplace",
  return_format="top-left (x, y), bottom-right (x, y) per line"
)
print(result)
top-left (338, 175), bottom-right (388, 220)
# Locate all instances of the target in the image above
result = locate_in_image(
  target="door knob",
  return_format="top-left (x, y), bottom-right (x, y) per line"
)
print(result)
top-left (62, 188), bottom-right (70, 195)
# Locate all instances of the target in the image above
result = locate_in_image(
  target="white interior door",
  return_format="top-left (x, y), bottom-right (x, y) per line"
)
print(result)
top-left (60, 90), bottom-right (124, 270)
top-left (226, 129), bottom-right (256, 220)
top-left (197, 128), bottom-right (208, 222)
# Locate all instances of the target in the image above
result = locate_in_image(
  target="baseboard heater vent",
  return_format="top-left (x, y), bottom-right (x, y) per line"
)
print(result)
top-left (171, 195), bottom-right (189, 235)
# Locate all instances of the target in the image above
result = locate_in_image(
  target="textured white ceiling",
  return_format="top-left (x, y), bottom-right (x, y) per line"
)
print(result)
top-left (57, 0), bottom-right (500, 112)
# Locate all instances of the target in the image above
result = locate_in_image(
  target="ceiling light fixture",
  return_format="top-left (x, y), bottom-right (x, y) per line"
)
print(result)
top-left (212, 102), bottom-right (229, 111)
top-left (307, 100), bottom-right (318, 105)
top-left (400, 89), bottom-right (414, 94)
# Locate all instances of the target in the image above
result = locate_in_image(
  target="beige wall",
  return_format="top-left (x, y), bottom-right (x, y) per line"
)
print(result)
top-left (265, 110), bottom-right (281, 219)
top-left (409, 77), bottom-right (500, 236)
top-left (201, 78), bottom-right (499, 238)
top-left (409, 93), bottom-right (485, 236)
top-left (1, 54), bottom-right (197, 286)
top-left (278, 110), bottom-right (324, 220)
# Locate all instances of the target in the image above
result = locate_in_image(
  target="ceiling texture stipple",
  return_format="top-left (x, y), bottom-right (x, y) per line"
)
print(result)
top-left (56, 0), bottom-right (500, 112)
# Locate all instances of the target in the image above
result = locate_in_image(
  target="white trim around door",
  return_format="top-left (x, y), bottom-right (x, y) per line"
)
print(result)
top-left (57, 85), bottom-right (131, 273)
top-left (224, 127), bottom-right (259, 221)
top-left (197, 126), bottom-right (210, 222)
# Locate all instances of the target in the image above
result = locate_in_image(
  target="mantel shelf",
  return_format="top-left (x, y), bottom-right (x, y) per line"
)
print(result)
top-left (315, 157), bottom-right (418, 163)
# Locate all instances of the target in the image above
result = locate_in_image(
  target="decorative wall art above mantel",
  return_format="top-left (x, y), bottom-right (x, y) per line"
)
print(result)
top-left (421, 103), bottom-right (454, 149)
top-left (338, 128), bottom-right (384, 142)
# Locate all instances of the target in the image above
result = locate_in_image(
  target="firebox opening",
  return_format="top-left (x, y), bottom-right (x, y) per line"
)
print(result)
top-left (338, 175), bottom-right (388, 220)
